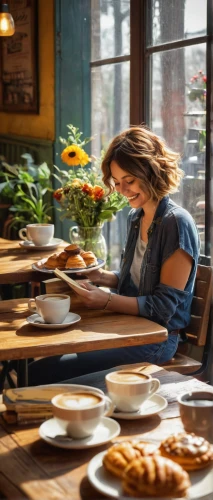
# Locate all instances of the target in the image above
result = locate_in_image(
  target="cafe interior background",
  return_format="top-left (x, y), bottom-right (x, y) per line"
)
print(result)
top-left (0, 0), bottom-right (212, 380)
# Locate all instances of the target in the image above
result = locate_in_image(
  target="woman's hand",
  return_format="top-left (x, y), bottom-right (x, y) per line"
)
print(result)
top-left (78, 268), bottom-right (119, 288)
top-left (76, 282), bottom-right (110, 309)
top-left (78, 268), bottom-right (104, 284)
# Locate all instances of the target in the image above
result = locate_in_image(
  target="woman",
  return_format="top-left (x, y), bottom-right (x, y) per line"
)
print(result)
top-left (28, 125), bottom-right (200, 385)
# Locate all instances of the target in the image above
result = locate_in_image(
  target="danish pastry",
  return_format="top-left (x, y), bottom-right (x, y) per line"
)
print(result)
top-left (103, 441), bottom-right (160, 478)
top-left (65, 254), bottom-right (87, 269)
top-left (122, 455), bottom-right (190, 498)
top-left (64, 244), bottom-right (81, 255)
top-left (80, 250), bottom-right (98, 267)
top-left (159, 432), bottom-right (213, 471)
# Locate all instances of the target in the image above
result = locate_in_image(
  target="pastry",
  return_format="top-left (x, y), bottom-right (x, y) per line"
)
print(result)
top-left (56, 251), bottom-right (69, 268)
top-left (159, 432), bottom-right (213, 471)
top-left (122, 455), bottom-right (190, 498)
top-left (103, 441), bottom-right (160, 478)
top-left (80, 250), bottom-right (98, 267)
top-left (65, 254), bottom-right (87, 269)
top-left (64, 244), bottom-right (81, 255)
top-left (45, 253), bottom-right (60, 269)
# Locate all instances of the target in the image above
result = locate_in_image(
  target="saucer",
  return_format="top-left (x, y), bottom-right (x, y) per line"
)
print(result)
top-left (26, 312), bottom-right (81, 329)
top-left (19, 238), bottom-right (62, 251)
top-left (111, 394), bottom-right (168, 419)
top-left (88, 450), bottom-right (213, 499)
top-left (39, 417), bottom-right (120, 449)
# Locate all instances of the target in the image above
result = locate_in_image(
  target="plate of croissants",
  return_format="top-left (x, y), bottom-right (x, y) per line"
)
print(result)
top-left (32, 244), bottom-right (105, 274)
top-left (87, 433), bottom-right (213, 499)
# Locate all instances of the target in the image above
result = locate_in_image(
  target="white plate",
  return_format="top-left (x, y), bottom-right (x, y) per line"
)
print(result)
top-left (111, 394), bottom-right (168, 420)
top-left (19, 238), bottom-right (63, 251)
top-left (26, 312), bottom-right (81, 329)
top-left (32, 258), bottom-right (105, 274)
top-left (39, 416), bottom-right (120, 449)
top-left (87, 450), bottom-right (213, 499)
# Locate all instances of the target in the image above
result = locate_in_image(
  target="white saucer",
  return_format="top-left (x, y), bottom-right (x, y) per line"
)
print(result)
top-left (32, 258), bottom-right (105, 274)
top-left (39, 417), bottom-right (120, 449)
top-left (88, 450), bottom-right (213, 499)
top-left (19, 238), bottom-right (62, 251)
top-left (26, 312), bottom-right (81, 329)
top-left (111, 394), bottom-right (168, 419)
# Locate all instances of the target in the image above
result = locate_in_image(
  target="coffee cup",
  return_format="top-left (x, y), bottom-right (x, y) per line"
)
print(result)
top-left (19, 223), bottom-right (54, 246)
top-left (105, 370), bottom-right (160, 412)
top-left (178, 391), bottom-right (213, 442)
top-left (51, 390), bottom-right (115, 439)
top-left (28, 294), bottom-right (70, 324)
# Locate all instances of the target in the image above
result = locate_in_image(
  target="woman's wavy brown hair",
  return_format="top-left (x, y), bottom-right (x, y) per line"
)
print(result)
top-left (102, 125), bottom-right (184, 200)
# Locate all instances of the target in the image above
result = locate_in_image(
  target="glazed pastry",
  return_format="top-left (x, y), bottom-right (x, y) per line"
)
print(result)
top-left (56, 251), bottom-right (69, 268)
top-left (45, 253), bottom-right (60, 269)
top-left (65, 254), bottom-right (87, 269)
top-left (80, 250), bottom-right (98, 267)
top-left (122, 455), bottom-right (190, 498)
top-left (64, 244), bottom-right (81, 255)
top-left (103, 441), bottom-right (160, 478)
top-left (159, 432), bottom-right (213, 471)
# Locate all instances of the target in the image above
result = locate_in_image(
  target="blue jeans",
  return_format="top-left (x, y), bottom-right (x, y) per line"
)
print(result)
top-left (28, 334), bottom-right (179, 386)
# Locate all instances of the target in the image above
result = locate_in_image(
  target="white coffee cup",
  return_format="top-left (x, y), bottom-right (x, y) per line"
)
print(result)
top-left (52, 390), bottom-right (115, 439)
top-left (105, 370), bottom-right (160, 412)
top-left (28, 294), bottom-right (70, 324)
top-left (19, 223), bottom-right (54, 246)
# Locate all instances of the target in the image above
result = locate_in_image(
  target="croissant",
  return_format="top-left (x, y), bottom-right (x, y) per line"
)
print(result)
top-left (160, 432), bottom-right (213, 471)
top-left (80, 250), bottom-right (98, 267)
top-left (57, 251), bottom-right (69, 268)
top-left (45, 253), bottom-right (60, 269)
top-left (103, 441), bottom-right (160, 478)
top-left (122, 455), bottom-right (190, 498)
top-left (65, 254), bottom-right (87, 269)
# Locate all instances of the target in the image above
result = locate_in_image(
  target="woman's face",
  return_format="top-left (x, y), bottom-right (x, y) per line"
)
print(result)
top-left (110, 160), bottom-right (151, 209)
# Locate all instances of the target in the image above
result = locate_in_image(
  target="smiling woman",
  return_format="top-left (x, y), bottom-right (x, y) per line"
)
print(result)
top-left (28, 125), bottom-right (200, 386)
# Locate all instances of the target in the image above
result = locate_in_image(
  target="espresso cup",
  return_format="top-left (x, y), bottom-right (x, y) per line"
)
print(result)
top-left (19, 223), bottom-right (54, 246)
top-left (52, 390), bottom-right (115, 439)
top-left (28, 294), bottom-right (70, 324)
top-left (178, 391), bottom-right (213, 442)
top-left (105, 370), bottom-right (160, 412)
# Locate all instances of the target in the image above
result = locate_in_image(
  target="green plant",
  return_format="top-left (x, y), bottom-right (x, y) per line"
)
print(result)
top-left (0, 158), bottom-right (53, 228)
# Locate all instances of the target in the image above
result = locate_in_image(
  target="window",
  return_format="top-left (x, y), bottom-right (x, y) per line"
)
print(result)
top-left (89, 0), bottom-right (212, 265)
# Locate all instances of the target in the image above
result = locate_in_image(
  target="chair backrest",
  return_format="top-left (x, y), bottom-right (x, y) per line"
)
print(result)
top-left (183, 264), bottom-right (213, 346)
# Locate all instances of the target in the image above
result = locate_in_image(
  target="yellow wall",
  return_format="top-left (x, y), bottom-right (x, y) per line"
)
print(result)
top-left (0, 0), bottom-right (55, 141)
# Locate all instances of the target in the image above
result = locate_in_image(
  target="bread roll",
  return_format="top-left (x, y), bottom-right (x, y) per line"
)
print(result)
top-left (103, 441), bottom-right (160, 478)
top-left (80, 250), bottom-right (98, 267)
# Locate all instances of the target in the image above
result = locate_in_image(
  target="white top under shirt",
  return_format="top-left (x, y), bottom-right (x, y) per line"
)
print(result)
top-left (130, 232), bottom-right (147, 288)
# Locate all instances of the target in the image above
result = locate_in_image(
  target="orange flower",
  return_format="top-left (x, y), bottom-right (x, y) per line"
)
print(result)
top-left (71, 179), bottom-right (82, 188)
top-left (91, 185), bottom-right (105, 201)
top-left (82, 183), bottom-right (93, 195)
top-left (53, 188), bottom-right (63, 201)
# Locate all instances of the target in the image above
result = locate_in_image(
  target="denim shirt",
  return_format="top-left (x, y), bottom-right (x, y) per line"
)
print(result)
top-left (114, 196), bottom-right (200, 333)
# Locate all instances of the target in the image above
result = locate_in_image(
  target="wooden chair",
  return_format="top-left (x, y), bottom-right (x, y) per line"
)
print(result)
top-left (161, 264), bottom-right (213, 377)
top-left (41, 265), bottom-right (213, 379)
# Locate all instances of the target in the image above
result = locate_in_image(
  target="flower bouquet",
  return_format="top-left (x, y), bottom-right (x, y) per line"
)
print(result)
top-left (186, 70), bottom-right (207, 109)
top-left (53, 124), bottom-right (127, 259)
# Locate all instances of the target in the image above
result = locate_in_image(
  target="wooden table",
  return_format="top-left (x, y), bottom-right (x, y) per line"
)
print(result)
top-left (0, 237), bottom-right (68, 285)
top-left (0, 298), bottom-right (168, 386)
top-left (0, 363), bottom-right (212, 499)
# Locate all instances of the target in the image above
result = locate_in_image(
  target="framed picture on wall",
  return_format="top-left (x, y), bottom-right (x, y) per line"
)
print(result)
top-left (0, 0), bottom-right (38, 113)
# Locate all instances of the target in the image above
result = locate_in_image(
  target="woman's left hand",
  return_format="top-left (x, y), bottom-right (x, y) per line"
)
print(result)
top-left (77, 282), bottom-right (110, 309)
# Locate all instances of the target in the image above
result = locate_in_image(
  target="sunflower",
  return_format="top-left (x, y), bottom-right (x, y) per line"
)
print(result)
top-left (61, 145), bottom-right (90, 167)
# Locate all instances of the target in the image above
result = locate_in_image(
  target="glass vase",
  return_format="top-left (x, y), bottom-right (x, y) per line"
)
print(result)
top-left (69, 224), bottom-right (107, 262)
